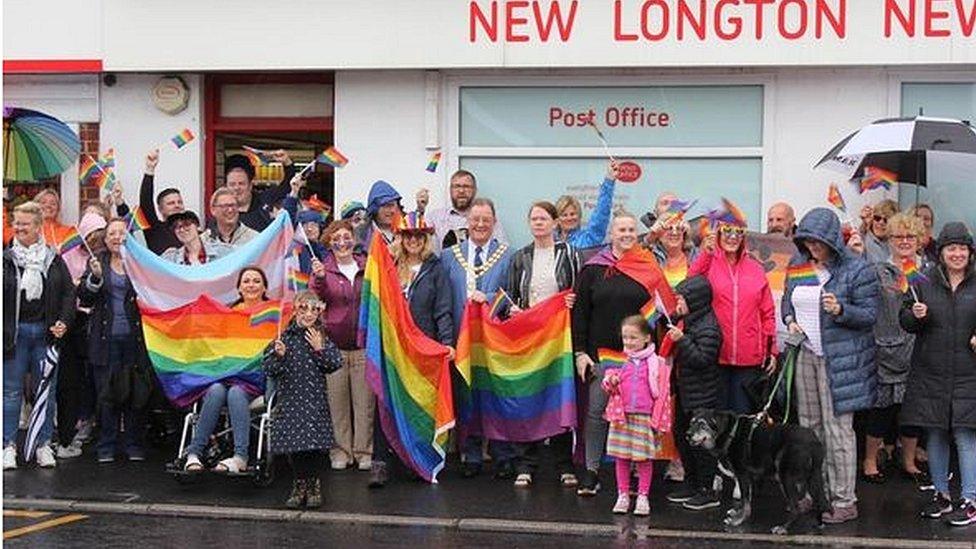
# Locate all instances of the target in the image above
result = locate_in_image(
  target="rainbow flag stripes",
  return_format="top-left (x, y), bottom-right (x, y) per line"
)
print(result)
top-left (455, 290), bottom-right (576, 443)
top-left (99, 148), bottom-right (116, 169)
top-left (241, 149), bottom-right (265, 168)
top-left (139, 295), bottom-right (269, 407)
top-left (901, 259), bottom-right (929, 288)
top-left (640, 298), bottom-right (663, 328)
top-left (787, 262), bottom-right (820, 287)
top-left (488, 291), bottom-right (507, 318)
top-left (426, 151), bottom-right (442, 173)
top-left (358, 232), bottom-right (454, 483)
top-left (318, 146), bottom-right (349, 168)
top-left (598, 348), bottom-right (627, 369)
top-left (860, 166), bottom-right (896, 193)
top-left (79, 157), bottom-right (101, 184)
top-left (249, 302), bottom-right (282, 327)
top-left (124, 206), bottom-right (152, 232)
top-left (827, 183), bottom-right (846, 211)
top-left (170, 128), bottom-right (195, 149)
top-left (288, 269), bottom-right (310, 291)
top-left (58, 227), bottom-right (84, 254)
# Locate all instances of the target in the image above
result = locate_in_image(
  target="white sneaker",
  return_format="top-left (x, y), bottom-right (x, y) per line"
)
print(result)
top-left (357, 457), bottom-right (372, 471)
top-left (331, 459), bottom-right (349, 470)
top-left (56, 442), bottom-right (83, 459)
top-left (73, 420), bottom-right (94, 444)
top-left (634, 495), bottom-right (651, 516)
top-left (35, 445), bottom-right (57, 468)
top-left (612, 493), bottom-right (631, 514)
top-left (3, 445), bottom-right (17, 470)
top-left (514, 473), bottom-right (532, 487)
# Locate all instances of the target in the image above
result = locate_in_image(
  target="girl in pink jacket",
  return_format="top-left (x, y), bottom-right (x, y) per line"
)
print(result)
top-left (689, 221), bottom-right (776, 414)
top-left (603, 315), bottom-right (672, 516)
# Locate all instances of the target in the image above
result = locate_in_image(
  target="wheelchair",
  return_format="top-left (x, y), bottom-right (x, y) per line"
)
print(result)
top-left (165, 390), bottom-right (276, 487)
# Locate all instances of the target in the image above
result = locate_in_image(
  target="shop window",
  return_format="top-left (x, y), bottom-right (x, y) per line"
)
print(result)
top-left (900, 83), bottom-right (976, 231)
top-left (457, 85), bottom-right (764, 244)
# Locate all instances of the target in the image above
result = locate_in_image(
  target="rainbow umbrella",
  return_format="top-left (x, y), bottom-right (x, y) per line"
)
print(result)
top-left (3, 107), bottom-right (80, 181)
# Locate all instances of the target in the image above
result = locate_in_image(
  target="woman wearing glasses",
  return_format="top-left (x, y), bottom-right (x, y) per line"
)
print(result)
top-left (690, 210), bottom-right (777, 414)
top-left (860, 199), bottom-right (899, 264)
top-left (782, 207), bottom-right (879, 524)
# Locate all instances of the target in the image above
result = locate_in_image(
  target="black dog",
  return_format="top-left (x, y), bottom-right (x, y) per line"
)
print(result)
top-left (687, 409), bottom-right (830, 534)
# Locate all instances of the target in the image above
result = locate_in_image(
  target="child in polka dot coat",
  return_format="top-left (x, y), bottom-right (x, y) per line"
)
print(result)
top-left (263, 291), bottom-right (342, 509)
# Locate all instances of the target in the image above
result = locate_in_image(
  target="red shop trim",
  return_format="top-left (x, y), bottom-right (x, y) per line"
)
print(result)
top-left (3, 59), bottom-right (103, 74)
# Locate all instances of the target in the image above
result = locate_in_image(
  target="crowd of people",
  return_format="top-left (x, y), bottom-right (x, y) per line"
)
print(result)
top-left (3, 150), bottom-right (974, 528)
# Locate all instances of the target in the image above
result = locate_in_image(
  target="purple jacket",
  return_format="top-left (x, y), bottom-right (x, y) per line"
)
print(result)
top-left (311, 253), bottom-right (365, 350)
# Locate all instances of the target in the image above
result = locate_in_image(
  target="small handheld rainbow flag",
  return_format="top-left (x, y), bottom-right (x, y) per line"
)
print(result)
top-left (317, 146), bottom-right (349, 168)
top-left (58, 227), bottom-right (84, 255)
top-left (425, 151), bottom-right (442, 173)
top-left (827, 183), bottom-right (846, 211)
top-left (901, 259), bottom-right (928, 287)
top-left (640, 290), bottom-right (672, 328)
top-left (860, 167), bottom-right (896, 193)
top-left (787, 262), bottom-right (820, 287)
top-left (79, 157), bottom-right (101, 185)
top-left (241, 149), bottom-right (266, 168)
top-left (123, 206), bottom-right (152, 233)
top-left (662, 198), bottom-right (698, 224)
top-left (99, 148), bottom-right (116, 169)
top-left (242, 145), bottom-right (271, 166)
top-left (170, 128), bottom-right (195, 149)
top-left (249, 302), bottom-right (282, 327)
top-left (288, 269), bottom-right (310, 291)
top-left (488, 290), bottom-right (508, 318)
top-left (305, 194), bottom-right (331, 218)
top-left (597, 348), bottom-right (627, 369)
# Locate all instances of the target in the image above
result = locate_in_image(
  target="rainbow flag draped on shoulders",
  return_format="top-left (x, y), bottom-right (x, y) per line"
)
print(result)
top-left (358, 233), bottom-right (454, 483)
top-left (455, 290), bottom-right (576, 443)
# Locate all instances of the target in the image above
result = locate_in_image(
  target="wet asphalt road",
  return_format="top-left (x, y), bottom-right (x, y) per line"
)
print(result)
top-left (3, 512), bottom-right (799, 549)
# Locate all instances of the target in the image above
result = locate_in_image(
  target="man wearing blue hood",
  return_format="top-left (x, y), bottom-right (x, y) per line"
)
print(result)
top-left (782, 207), bottom-right (879, 525)
top-left (357, 180), bottom-right (402, 248)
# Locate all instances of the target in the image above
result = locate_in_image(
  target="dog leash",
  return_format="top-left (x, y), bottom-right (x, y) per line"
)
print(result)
top-left (757, 344), bottom-right (799, 424)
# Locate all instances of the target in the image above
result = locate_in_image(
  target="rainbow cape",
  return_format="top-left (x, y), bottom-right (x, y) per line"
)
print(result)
top-left (358, 232), bottom-right (453, 483)
top-left (860, 167), bottom-right (896, 193)
top-left (598, 348), bottom-right (627, 368)
top-left (455, 290), bottom-right (576, 443)
top-left (170, 128), bottom-right (195, 149)
top-left (787, 262), bottom-right (820, 286)
top-left (139, 295), bottom-right (272, 407)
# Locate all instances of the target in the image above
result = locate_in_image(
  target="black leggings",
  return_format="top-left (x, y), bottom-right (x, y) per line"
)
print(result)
top-left (289, 450), bottom-right (324, 481)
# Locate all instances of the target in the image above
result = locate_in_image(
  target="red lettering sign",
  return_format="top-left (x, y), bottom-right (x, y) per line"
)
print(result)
top-left (617, 161), bottom-right (642, 183)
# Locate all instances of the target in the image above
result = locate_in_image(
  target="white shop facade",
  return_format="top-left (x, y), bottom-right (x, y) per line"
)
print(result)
top-left (4, 0), bottom-right (975, 239)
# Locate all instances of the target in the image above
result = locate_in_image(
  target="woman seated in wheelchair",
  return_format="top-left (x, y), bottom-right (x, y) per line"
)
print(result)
top-left (264, 290), bottom-right (342, 508)
top-left (184, 267), bottom-right (271, 473)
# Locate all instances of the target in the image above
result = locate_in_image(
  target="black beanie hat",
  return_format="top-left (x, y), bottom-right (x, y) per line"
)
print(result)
top-left (224, 154), bottom-right (255, 181)
top-left (936, 222), bottom-right (975, 253)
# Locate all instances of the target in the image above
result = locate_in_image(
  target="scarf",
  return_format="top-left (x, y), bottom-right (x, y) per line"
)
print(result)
top-left (11, 238), bottom-right (48, 301)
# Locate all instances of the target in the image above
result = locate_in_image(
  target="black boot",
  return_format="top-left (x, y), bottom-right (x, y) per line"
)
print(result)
top-left (305, 478), bottom-right (322, 508)
top-left (368, 461), bottom-right (389, 489)
top-left (286, 478), bottom-right (306, 509)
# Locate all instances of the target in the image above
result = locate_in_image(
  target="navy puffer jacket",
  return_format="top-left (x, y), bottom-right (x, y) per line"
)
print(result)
top-left (782, 207), bottom-right (879, 416)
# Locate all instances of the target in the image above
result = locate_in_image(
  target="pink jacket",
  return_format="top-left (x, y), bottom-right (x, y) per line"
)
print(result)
top-left (602, 346), bottom-right (669, 419)
top-left (688, 246), bottom-right (777, 367)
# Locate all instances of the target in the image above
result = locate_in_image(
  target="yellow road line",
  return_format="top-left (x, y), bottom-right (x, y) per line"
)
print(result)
top-left (3, 514), bottom-right (88, 540)
top-left (2, 510), bottom-right (50, 518)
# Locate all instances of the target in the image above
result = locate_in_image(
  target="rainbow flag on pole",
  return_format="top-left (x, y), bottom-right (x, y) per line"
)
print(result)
top-left (455, 290), bottom-right (576, 443)
top-left (598, 348), bottom-right (627, 369)
top-left (123, 206), bottom-right (152, 233)
top-left (787, 262), bottom-right (820, 286)
top-left (860, 167), bottom-right (896, 193)
top-left (288, 269), bottom-right (310, 291)
top-left (58, 226), bottom-right (84, 255)
top-left (901, 259), bottom-right (928, 288)
top-left (170, 128), bottom-right (195, 149)
top-left (317, 146), bottom-right (349, 168)
top-left (827, 183), bottom-right (846, 211)
top-left (140, 295), bottom-right (271, 407)
top-left (99, 148), bottom-right (116, 169)
top-left (425, 151), bottom-right (442, 173)
top-left (358, 232), bottom-right (454, 483)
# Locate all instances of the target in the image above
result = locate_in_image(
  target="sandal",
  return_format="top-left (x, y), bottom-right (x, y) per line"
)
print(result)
top-left (184, 454), bottom-right (204, 472)
top-left (214, 455), bottom-right (247, 474)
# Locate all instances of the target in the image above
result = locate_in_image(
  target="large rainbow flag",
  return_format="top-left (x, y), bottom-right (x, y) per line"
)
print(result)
top-left (455, 290), bottom-right (576, 442)
top-left (358, 233), bottom-right (454, 483)
top-left (140, 295), bottom-right (276, 407)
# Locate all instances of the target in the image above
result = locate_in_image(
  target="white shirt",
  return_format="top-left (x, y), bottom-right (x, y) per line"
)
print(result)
top-left (428, 206), bottom-right (508, 252)
top-left (338, 261), bottom-right (359, 284)
top-left (528, 246), bottom-right (559, 307)
top-left (791, 267), bottom-right (831, 356)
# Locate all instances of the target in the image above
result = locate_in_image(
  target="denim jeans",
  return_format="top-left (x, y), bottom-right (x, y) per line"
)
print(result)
top-left (3, 323), bottom-right (56, 447)
top-left (92, 337), bottom-right (145, 458)
top-left (187, 382), bottom-right (251, 459)
top-left (719, 366), bottom-right (763, 414)
top-left (927, 427), bottom-right (976, 501)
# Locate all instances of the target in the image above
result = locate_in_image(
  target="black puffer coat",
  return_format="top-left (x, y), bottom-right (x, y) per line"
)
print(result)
top-left (899, 264), bottom-right (976, 430)
top-left (673, 276), bottom-right (723, 411)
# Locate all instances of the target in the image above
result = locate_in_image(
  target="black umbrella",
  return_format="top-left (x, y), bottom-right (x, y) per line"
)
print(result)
top-left (815, 116), bottom-right (976, 186)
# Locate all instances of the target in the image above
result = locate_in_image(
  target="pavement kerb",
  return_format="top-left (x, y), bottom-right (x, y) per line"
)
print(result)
top-left (5, 497), bottom-right (974, 548)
